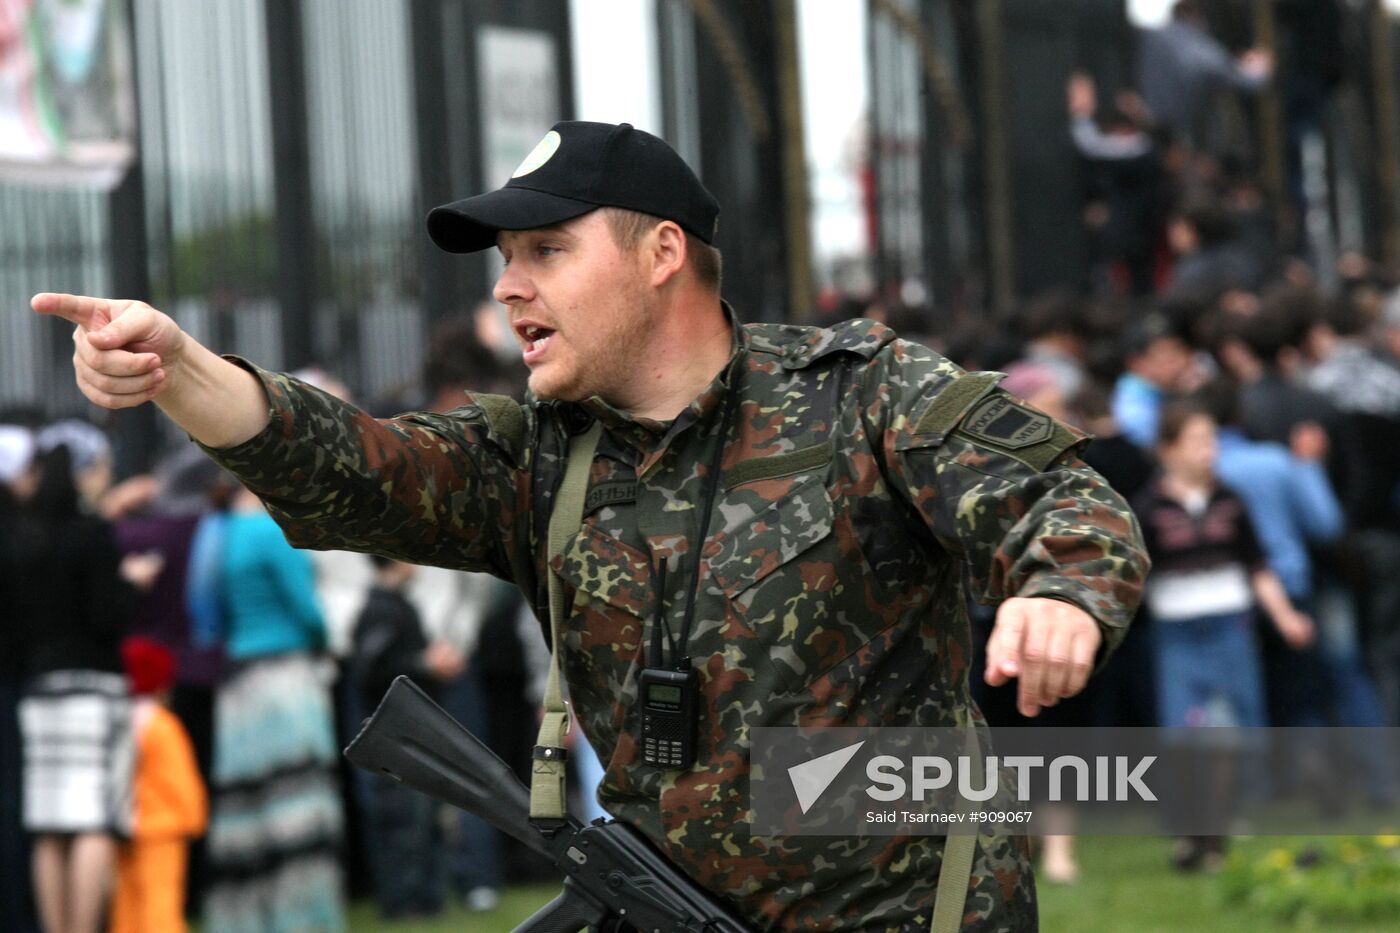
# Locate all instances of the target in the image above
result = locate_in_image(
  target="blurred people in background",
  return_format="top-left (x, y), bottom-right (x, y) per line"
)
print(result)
top-left (998, 362), bottom-right (1071, 424)
top-left (1306, 288), bottom-right (1400, 723)
top-left (1112, 312), bottom-right (1197, 448)
top-left (1195, 378), bottom-right (1345, 810)
top-left (285, 368), bottom-right (380, 906)
top-left (414, 308), bottom-right (536, 901)
top-left (14, 424), bottom-right (142, 933)
top-left (0, 420), bottom-right (40, 933)
top-left (1135, 0), bottom-right (1273, 154)
top-left (109, 636), bottom-right (206, 933)
top-left (1238, 346), bottom-right (1399, 804)
top-left (1274, 0), bottom-right (1346, 256)
top-left (1018, 291), bottom-right (1091, 398)
top-left (1066, 72), bottom-right (1165, 297)
top-left (348, 557), bottom-right (447, 920)
top-left (1135, 400), bottom-right (1313, 871)
top-left (1306, 286), bottom-right (1400, 422)
top-left (404, 561), bottom-right (511, 911)
top-left (1210, 286), bottom-right (1335, 444)
top-left (199, 483), bottom-right (344, 933)
top-left (106, 446), bottom-right (227, 916)
top-left (1165, 199), bottom-right (1272, 297)
top-left (35, 420), bottom-right (118, 513)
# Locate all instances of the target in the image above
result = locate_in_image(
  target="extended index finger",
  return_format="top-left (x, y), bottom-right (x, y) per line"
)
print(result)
top-left (31, 293), bottom-right (106, 329)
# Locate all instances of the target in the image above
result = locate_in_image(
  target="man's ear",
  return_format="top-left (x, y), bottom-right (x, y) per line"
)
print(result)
top-left (649, 221), bottom-right (688, 287)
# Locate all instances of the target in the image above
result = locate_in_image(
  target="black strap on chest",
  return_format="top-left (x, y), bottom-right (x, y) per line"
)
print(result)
top-left (669, 382), bottom-right (741, 668)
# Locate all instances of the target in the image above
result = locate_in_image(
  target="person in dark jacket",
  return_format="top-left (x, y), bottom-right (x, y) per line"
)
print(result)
top-left (0, 422), bottom-right (40, 933)
top-left (349, 556), bottom-right (448, 919)
top-left (14, 433), bottom-right (139, 933)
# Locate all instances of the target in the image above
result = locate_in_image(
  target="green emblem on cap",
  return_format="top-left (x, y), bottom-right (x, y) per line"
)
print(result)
top-left (512, 130), bottom-right (561, 178)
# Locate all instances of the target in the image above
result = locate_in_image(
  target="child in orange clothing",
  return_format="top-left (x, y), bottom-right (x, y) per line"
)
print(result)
top-left (110, 636), bottom-right (208, 933)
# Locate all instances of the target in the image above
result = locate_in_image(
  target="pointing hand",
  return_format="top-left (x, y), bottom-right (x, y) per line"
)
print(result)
top-left (32, 293), bottom-right (187, 409)
top-left (984, 596), bottom-right (1101, 718)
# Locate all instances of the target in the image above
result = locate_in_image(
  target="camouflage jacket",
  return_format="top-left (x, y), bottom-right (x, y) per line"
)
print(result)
top-left (205, 314), bottom-right (1148, 932)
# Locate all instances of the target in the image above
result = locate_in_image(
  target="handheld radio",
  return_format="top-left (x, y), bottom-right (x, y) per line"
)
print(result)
top-left (638, 666), bottom-right (700, 769)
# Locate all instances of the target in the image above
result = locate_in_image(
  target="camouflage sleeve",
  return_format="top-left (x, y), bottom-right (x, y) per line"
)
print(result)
top-left (196, 358), bottom-right (532, 581)
top-left (869, 340), bottom-right (1149, 661)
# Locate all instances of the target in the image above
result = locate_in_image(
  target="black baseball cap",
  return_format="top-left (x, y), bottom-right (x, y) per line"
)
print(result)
top-left (427, 121), bottom-right (720, 254)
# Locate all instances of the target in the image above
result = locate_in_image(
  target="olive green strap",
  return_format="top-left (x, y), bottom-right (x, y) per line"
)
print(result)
top-left (930, 727), bottom-right (982, 933)
top-left (530, 421), bottom-right (602, 822)
top-left (914, 372), bottom-right (1002, 438)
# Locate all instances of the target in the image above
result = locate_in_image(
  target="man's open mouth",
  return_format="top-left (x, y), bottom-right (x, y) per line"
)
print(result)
top-left (520, 324), bottom-right (556, 362)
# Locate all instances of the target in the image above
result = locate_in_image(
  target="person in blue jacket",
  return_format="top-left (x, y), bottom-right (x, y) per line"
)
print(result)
top-left (198, 482), bottom-right (346, 933)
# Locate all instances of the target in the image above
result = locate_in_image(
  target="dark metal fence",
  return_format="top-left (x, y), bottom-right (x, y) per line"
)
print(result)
top-left (0, 0), bottom-right (573, 473)
top-left (0, 186), bottom-right (109, 414)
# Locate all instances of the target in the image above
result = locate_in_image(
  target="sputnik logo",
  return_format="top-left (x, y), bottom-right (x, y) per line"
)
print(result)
top-left (788, 741), bottom-right (865, 813)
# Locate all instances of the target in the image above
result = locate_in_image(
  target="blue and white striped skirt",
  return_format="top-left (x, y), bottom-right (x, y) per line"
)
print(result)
top-left (204, 652), bottom-right (345, 933)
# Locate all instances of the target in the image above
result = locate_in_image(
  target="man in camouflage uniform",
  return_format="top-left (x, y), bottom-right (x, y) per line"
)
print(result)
top-left (37, 121), bottom-right (1147, 931)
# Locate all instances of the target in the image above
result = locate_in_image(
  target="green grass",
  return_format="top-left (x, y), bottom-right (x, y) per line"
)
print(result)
top-left (1037, 836), bottom-right (1256, 933)
top-left (1037, 836), bottom-right (1398, 933)
top-left (346, 883), bottom-right (558, 932)
top-left (342, 837), bottom-right (1400, 931)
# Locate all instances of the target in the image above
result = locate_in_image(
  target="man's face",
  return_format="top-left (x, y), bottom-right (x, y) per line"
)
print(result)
top-left (493, 211), bottom-right (652, 403)
top-left (1134, 336), bottom-right (1193, 390)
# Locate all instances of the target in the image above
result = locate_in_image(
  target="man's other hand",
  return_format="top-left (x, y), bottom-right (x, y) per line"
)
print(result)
top-left (984, 596), bottom-right (1101, 718)
top-left (425, 640), bottom-right (467, 681)
top-left (32, 293), bottom-right (186, 409)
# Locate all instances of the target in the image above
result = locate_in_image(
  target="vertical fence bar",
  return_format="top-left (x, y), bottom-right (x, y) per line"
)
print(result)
top-left (264, 0), bottom-right (315, 370)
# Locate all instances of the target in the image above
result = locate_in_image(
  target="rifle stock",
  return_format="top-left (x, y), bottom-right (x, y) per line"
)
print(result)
top-left (345, 676), bottom-right (751, 933)
top-left (343, 675), bottom-right (554, 857)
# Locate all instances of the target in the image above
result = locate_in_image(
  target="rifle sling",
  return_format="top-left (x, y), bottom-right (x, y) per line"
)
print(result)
top-left (531, 421), bottom-right (602, 824)
top-left (930, 727), bottom-right (980, 933)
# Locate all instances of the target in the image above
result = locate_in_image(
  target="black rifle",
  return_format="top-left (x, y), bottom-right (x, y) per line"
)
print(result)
top-left (344, 675), bottom-right (751, 933)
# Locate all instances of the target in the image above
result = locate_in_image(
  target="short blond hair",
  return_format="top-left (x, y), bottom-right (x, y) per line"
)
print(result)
top-left (600, 207), bottom-right (722, 293)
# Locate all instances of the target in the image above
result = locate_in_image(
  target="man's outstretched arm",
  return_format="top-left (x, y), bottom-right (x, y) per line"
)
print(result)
top-left (31, 292), bottom-right (270, 448)
top-left (867, 340), bottom-right (1149, 718)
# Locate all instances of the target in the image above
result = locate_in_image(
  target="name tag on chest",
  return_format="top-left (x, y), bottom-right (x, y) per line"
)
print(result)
top-left (584, 479), bottom-right (638, 516)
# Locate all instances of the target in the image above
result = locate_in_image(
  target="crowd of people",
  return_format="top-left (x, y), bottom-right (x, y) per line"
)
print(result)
top-left (927, 268), bottom-right (1400, 880)
top-left (821, 0), bottom-right (1395, 886)
top-left (0, 310), bottom-right (583, 933)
